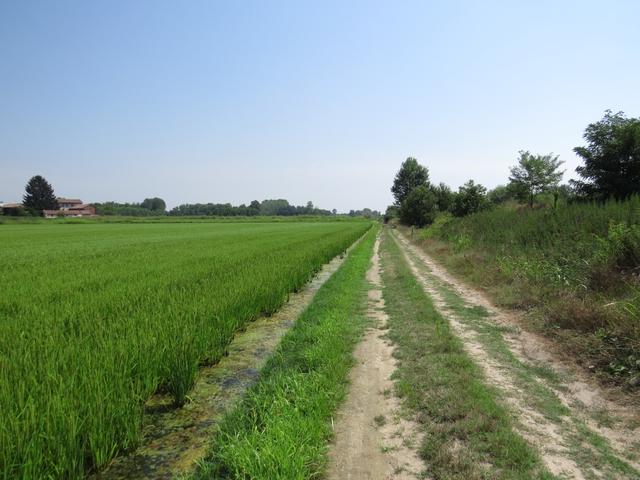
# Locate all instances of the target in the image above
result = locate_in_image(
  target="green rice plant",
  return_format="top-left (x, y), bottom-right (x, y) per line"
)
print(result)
top-left (0, 221), bottom-right (371, 479)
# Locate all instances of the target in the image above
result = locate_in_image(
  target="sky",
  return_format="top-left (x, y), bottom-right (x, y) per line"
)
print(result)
top-left (1, 1), bottom-right (639, 212)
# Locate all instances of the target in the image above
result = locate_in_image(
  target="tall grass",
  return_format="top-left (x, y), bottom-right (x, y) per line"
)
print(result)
top-left (419, 197), bottom-right (640, 384)
top-left (0, 221), bottom-right (371, 479)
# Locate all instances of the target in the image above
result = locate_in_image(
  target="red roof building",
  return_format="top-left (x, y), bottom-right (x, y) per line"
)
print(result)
top-left (42, 198), bottom-right (96, 217)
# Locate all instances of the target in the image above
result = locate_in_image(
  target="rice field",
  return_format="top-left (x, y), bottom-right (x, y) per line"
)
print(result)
top-left (0, 220), bottom-right (371, 479)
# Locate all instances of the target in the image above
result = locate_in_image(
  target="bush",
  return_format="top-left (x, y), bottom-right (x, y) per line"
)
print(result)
top-left (451, 180), bottom-right (490, 217)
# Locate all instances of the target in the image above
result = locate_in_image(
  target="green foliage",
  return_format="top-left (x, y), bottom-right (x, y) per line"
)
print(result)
top-left (508, 151), bottom-right (564, 207)
top-left (169, 202), bottom-right (255, 216)
top-left (399, 185), bottom-right (437, 227)
top-left (259, 198), bottom-right (292, 215)
top-left (594, 221), bottom-right (640, 270)
top-left (573, 110), bottom-right (640, 200)
top-left (419, 213), bottom-right (453, 240)
top-left (423, 196), bottom-right (640, 382)
top-left (94, 201), bottom-right (166, 216)
top-left (431, 181), bottom-right (454, 212)
top-left (348, 208), bottom-right (381, 218)
top-left (487, 184), bottom-right (516, 205)
top-left (22, 175), bottom-right (59, 214)
top-left (451, 179), bottom-right (489, 217)
top-left (141, 197), bottom-right (166, 212)
top-left (433, 197), bottom-right (640, 287)
top-left (170, 199), bottom-right (332, 217)
top-left (96, 199), bottom-right (333, 217)
top-left (384, 205), bottom-right (399, 223)
top-left (0, 221), bottom-right (371, 478)
top-left (391, 157), bottom-right (430, 205)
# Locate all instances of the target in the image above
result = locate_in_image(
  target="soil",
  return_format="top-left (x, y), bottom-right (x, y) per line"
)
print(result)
top-left (327, 236), bottom-right (423, 480)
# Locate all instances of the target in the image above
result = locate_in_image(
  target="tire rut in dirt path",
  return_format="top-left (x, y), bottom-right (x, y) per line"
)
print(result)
top-left (327, 236), bottom-right (423, 480)
top-left (392, 230), bottom-right (640, 479)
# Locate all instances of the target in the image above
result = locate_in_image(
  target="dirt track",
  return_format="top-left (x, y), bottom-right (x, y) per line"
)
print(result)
top-left (327, 229), bottom-right (639, 479)
top-left (327, 236), bottom-right (422, 480)
top-left (392, 229), bottom-right (639, 479)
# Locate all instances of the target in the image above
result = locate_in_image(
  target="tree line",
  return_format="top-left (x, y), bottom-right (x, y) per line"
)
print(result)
top-left (168, 199), bottom-right (336, 216)
top-left (94, 198), bottom-right (167, 216)
top-left (389, 110), bottom-right (640, 226)
top-left (4, 180), bottom-right (359, 217)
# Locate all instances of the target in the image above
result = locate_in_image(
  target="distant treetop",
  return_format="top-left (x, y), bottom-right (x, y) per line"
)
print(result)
top-left (572, 110), bottom-right (640, 200)
top-left (22, 175), bottom-right (59, 214)
top-left (391, 157), bottom-right (430, 206)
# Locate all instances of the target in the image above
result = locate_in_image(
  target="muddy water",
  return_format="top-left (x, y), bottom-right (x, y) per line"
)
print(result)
top-left (94, 249), bottom-right (352, 480)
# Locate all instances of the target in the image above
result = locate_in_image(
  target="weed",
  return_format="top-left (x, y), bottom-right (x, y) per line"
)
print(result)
top-left (374, 415), bottom-right (387, 427)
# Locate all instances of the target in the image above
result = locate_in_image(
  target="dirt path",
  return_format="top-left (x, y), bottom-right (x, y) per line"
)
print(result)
top-left (327, 236), bottom-right (423, 480)
top-left (392, 229), bottom-right (640, 479)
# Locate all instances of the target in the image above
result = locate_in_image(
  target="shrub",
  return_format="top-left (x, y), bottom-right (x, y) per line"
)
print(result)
top-left (451, 180), bottom-right (490, 217)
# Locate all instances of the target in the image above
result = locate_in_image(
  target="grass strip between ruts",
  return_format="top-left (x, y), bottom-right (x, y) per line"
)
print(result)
top-left (381, 229), bottom-right (555, 480)
top-left (193, 226), bottom-right (378, 479)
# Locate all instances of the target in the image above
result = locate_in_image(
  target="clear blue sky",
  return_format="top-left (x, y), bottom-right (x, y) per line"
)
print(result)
top-left (1, 1), bottom-right (639, 212)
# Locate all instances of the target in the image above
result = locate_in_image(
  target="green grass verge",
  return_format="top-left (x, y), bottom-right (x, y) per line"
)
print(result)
top-left (380, 229), bottom-right (553, 480)
top-left (192, 226), bottom-right (378, 479)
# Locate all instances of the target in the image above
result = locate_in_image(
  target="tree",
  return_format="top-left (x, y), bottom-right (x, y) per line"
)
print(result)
top-left (260, 199), bottom-right (290, 216)
top-left (451, 180), bottom-right (489, 217)
top-left (572, 110), bottom-right (640, 200)
top-left (249, 200), bottom-right (261, 215)
top-left (391, 157), bottom-right (430, 205)
top-left (141, 197), bottom-right (166, 212)
top-left (431, 182), bottom-right (454, 212)
top-left (487, 185), bottom-right (515, 205)
top-left (383, 205), bottom-right (399, 224)
top-left (399, 185), bottom-right (437, 227)
top-left (508, 151), bottom-right (564, 207)
top-left (22, 175), bottom-right (59, 214)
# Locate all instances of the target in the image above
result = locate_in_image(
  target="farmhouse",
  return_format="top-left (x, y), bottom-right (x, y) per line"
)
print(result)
top-left (0, 202), bottom-right (24, 215)
top-left (43, 197), bottom-right (96, 218)
top-left (58, 198), bottom-right (83, 209)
